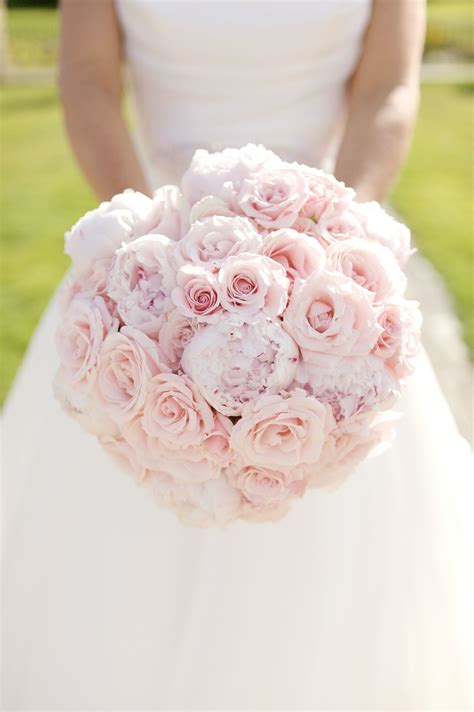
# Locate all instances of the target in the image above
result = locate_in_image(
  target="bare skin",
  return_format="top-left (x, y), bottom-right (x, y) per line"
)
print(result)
top-left (59, 0), bottom-right (426, 203)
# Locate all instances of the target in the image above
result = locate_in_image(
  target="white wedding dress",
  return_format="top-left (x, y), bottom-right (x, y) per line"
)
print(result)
top-left (2, 2), bottom-right (474, 709)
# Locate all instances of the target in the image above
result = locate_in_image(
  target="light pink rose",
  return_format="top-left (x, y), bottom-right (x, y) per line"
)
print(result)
top-left (181, 314), bottom-right (299, 416)
top-left (313, 412), bottom-right (397, 487)
top-left (158, 308), bottom-right (198, 369)
top-left (136, 185), bottom-right (189, 241)
top-left (99, 433), bottom-right (146, 483)
top-left (239, 498), bottom-right (293, 524)
top-left (326, 238), bottom-right (407, 303)
top-left (107, 234), bottom-right (173, 337)
top-left (202, 413), bottom-right (234, 467)
top-left (181, 143), bottom-right (281, 205)
top-left (283, 270), bottom-right (381, 360)
top-left (226, 463), bottom-right (306, 508)
top-left (189, 195), bottom-right (239, 223)
top-left (56, 295), bottom-right (119, 393)
top-left (261, 228), bottom-right (325, 285)
top-left (372, 300), bottom-right (422, 380)
top-left (121, 412), bottom-right (220, 483)
top-left (142, 372), bottom-right (214, 450)
top-left (293, 354), bottom-right (397, 423)
top-left (230, 390), bottom-right (334, 469)
top-left (350, 201), bottom-right (413, 266)
top-left (173, 216), bottom-right (262, 270)
top-left (299, 166), bottom-right (354, 222)
top-left (53, 371), bottom-right (119, 438)
top-left (65, 190), bottom-right (152, 272)
top-left (313, 206), bottom-right (366, 246)
top-left (217, 253), bottom-right (289, 317)
top-left (171, 265), bottom-right (221, 321)
top-left (148, 472), bottom-right (242, 527)
top-left (95, 326), bottom-right (167, 422)
top-left (238, 165), bottom-right (309, 230)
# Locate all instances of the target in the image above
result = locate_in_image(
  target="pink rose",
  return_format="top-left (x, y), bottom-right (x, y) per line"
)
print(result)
top-left (372, 300), bottom-right (422, 380)
top-left (226, 463), bottom-right (306, 508)
top-left (261, 228), bottom-right (325, 285)
top-left (142, 372), bottom-right (214, 450)
top-left (56, 295), bottom-right (119, 394)
top-left (95, 326), bottom-right (167, 422)
top-left (171, 265), bottom-right (221, 321)
top-left (107, 234), bottom-right (173, 337)
top-left (326, 238), bottom-right (407, 303)
top-left (238, 165), bottom-right (309, 230)
top-left (99, 433), bottom-right (146, 483)
top-left (313, 206), bottom-right (366, 246)
top-left (189, 195), bottom-right (239, 223)
top-left (350, 201), bottom-right (413, 266)
top-left (181, 314), bottom-right (299, 416)
top-left (299, 166), bottom-right (354, 222)
top-left (313, 412), bottom-right (397, 487)
top-left (181, 143), bottom-right (281, 205)
top-left (293, 355), bottom-right (397, 423)
top-left (136, 185), bottom-right (189, 241)
top-left (148, 472), bottom-right (242, 527)
top-left (65, 190), bottom-right (152, 273)
top-left (283, 270), bottom-right (381, 361)
top-left (217, 253), bottom-right (289, 317)
top-left (230, 390), bottom-right (334, 468)
top-left (173, 216), bottom-right (262, 270)
top-left (158, 308), bottom-right (198, 369)
top-left (202, 413), bottom-right (234, 467)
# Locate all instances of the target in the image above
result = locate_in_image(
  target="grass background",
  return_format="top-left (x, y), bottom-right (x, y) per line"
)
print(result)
top-left (1, 5), bottom-right (473, 404)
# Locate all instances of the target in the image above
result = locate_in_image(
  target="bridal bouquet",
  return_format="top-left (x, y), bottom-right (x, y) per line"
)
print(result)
top-left (55, 144), bottom-right (421, 526)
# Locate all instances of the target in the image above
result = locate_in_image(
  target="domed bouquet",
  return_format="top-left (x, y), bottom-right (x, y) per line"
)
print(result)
top-left (55, 144), bottom-right (421, 526)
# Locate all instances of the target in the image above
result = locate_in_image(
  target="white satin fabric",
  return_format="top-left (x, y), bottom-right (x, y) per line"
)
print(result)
top-left (2, 1), bottom-right (474, 709)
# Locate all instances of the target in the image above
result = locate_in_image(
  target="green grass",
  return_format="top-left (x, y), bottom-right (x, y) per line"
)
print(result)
top-left (6, 8), bottom-right (59, 67)
top-left (0, 83), bottom-right (94, 403)
top-left (391, 83), bottom-right (474, 355)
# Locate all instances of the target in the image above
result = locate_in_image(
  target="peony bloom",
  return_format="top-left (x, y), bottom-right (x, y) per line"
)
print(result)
top-left (217, 252), bottom-right (289, 317)
top-left (171, 264), bottom-right (221, 321)
top-left (181, 143), bottom-right (281, 205)
top-left (372, 299), bottom-right (422, 380)
top-left (95, 326), bottom-right (167, 422)
top-left (99, 433), bottom-right (146, 483)
top-left (238, 165), bottom-right (310, 230)
top-left (181, 314), bottom-right (299, 416)
top-left (326, 238), bottom-right (407, 303)
top-left (65, 190), bottom-right (152, 272)
top-left (350, 201), bottom-right (413, 266)
top-left (173, 215), bottom-right (262, 270)
top-left (293, 355), bottom-right (397, 423)
top-left (56, 295), bottom-right (119, 394)
top-left (142, 372), bottom-right (214, 450)
top-left (148, 472), bottom-right (242, 527)
top-left (189, 195), bottom-right (239, 223)
top-left (230, 390), bottom-right (334, 469)
top-left (107, 234), bottom-right (174, 337)
top-left (283, 270), bottom-right (381, 361)
top-left (135, 185), bottom-right (189, 241)
top-left (261, 228), bottom-right (325, 284)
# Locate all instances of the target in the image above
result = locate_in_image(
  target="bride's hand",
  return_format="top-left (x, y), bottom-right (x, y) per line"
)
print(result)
top-left (334, 0), bottom-right (426, 203)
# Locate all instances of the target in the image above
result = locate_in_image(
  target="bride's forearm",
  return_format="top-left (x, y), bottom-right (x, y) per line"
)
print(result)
top-left (59, 80), bottom-right (149, 201)
top-left (334, 84), bottom-right (419, 202)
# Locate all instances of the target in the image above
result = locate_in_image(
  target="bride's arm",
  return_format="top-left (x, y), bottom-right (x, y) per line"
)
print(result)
top-left (58, 0), bottom-right (149, 200)
top-left (334, 0), bottom-right (426, 202)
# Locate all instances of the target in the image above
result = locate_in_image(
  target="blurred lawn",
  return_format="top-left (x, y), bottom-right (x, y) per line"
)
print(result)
top-left (0, 84), bottom-right (94, 402)
top-left (6, 8), bottom-right (58, 67)
top-left (391, 83), bottom-right (474, 356)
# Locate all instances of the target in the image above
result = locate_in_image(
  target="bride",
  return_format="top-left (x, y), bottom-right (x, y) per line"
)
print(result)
top-left (3, 1), bottom-right (473, 709)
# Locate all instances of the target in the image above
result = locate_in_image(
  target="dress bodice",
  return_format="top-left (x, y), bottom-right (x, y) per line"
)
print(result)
top-left (116, 0), bottom-right (372, 186)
